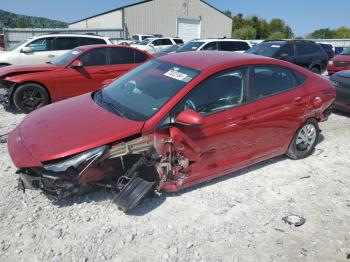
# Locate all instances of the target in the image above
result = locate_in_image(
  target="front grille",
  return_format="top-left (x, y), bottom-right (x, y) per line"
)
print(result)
top-left (334, 61), bottom-right (350, 67)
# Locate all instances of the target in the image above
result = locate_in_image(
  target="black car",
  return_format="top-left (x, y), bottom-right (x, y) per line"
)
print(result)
top-left (318, 43), bottom-right (335, 59)
top-left (246, 40), bottom-right (328, 74)
top-left (330, 70), bottom-right (350, 113)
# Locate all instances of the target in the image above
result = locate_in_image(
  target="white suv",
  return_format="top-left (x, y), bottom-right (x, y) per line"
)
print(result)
top-left (176, 39), bottom-right (252, 53)
top-left (131, 37), bottom-right (184, 54)
top-left (0, 34), bottom-right (112, 66)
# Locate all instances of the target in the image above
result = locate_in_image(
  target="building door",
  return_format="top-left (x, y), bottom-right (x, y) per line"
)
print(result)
top-left (177, 18), bottom-right (201, 43)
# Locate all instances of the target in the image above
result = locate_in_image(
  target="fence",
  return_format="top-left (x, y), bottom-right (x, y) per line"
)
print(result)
top-left (3, 28), bottom-right (124, 49)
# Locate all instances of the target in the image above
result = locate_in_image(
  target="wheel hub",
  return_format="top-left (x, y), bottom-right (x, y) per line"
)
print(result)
top-left (296, 124), bottom-right (317, 151)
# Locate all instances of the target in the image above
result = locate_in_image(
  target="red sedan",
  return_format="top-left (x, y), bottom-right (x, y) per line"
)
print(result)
top-left (327, 47), bottom-right (350, 75)
top-left (0, 45), bottom-right (153, 112)
top-left (8, 51), bottom-right (335, 212)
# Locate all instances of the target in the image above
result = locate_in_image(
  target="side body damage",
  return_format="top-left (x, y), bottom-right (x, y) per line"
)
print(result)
top-left (17, 132), bottom-right (190, 212)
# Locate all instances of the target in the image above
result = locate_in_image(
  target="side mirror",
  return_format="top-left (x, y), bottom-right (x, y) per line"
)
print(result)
top-left (71, 59), bottom-right (83, 68)
top-left (102, 79), bottom-right (113, 87)
top-left (21, 47), bottom-right (33, 53)
top-left (175, 109), bottom-right (204, 126)
top-left (149, 43), bottom-right (154, 47)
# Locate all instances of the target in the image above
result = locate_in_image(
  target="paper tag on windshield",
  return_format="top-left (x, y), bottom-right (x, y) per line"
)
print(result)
top-left (271, 45), bottom-right (280, 48)
top-left (71, 51), bottom-right (80, 55)
top-left (164, 69), bottom-right (188, 81)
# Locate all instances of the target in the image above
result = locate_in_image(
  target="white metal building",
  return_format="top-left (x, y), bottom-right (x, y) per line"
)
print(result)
top-left (69, 0), bottom-right (232, 42)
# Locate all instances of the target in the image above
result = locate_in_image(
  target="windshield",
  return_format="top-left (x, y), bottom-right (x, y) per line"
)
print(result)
top-left (138, 39), bottom-right (153, 45)
top-left (340, 47), bottom-right (350, 55)
top-left (246, 42), bottom-right (284, 57)
top-left (96, 60), bottom-right (200, 121)
top-left (51, 48), bottom-right (84, 65)
top-left (177, 41), bottom-right (205, 52)
top-left (6, 39), bottom-right (29, 51)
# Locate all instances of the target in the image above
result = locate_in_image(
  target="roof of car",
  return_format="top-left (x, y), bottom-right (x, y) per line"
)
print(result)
top-left (73, 44), bottom-right (153, 56)
top-left (193, 38), bottom-right (249, 42)
top-left (158, 51), bottom-right (276, 71)
top-left (33, 34), bottom-right (109, 39)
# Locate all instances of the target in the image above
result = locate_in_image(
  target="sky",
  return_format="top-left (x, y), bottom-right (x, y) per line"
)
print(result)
top-left (0, 0), bottom-right (349, 36)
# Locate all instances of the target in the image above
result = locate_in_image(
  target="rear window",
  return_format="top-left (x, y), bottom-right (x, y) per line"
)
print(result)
top-left (56, 37), bottom-right (79, 50)
top-left (235, 41), bottom-right (250, 51)
top-left (79, 37), bottom-right (106, 45)
top-left (109, 47), bottom-right (134, 64)
top-left (218, 41), bottom-right (250, 52)
top-left (135, 50), bottom-right (149, 63)
top-left (174, 39), bottom-right (184, 44)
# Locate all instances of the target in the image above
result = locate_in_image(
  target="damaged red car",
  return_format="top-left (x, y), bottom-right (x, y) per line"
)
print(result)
top-left (0, 45), bottom-right (152, 113)
top-left (7, 51), bottom-right (335, 212)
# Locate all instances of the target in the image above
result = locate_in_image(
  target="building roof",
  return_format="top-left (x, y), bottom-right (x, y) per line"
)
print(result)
top-left (69, 0), bottom-right (232, 25)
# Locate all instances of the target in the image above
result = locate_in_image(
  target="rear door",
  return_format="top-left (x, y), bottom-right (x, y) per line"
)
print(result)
top-left (60, 47), bottom-right (109, 98)
top-left (248, 65), bottom-right (309, 161)
top-left (19, 37), bottom-right (56, 64)
top-left (169, 67), bottom-right (255, 186)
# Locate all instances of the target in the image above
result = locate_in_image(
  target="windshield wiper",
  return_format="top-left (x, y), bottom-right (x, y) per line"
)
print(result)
top-left (96, 91), bottom-right (127, 118)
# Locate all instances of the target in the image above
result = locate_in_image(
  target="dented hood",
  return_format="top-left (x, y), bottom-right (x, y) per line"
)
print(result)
top-left (0, 64), bottom-right (59, 78)
top-left (16, 93), bottom-right (144, 163)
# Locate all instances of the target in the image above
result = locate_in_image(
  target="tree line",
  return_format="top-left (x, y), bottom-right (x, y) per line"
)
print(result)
top-left (0, 9), bottom-right (67, 31)
top-left (224, 11), bottom-right (350, 40)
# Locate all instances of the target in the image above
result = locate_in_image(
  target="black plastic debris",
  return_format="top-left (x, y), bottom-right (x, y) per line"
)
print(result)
top-left (282, 214), bottom-right (306, 227)
top-left (114, 176), bottom-right (155, 213)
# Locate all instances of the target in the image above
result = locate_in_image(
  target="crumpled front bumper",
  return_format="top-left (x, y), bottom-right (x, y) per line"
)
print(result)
top-left (0, 80), bottom-right (15, 106)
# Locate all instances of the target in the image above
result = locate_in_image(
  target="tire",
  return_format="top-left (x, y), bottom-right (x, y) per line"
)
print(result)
top-left (12, 83), bottom-right (50, 113)
top-left (311, 67), bottom-right (321, 74)
top-left (286, 119), bottom-right (320, 160)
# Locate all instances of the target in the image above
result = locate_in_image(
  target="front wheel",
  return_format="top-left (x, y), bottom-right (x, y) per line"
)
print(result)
top-left (286, 119), bottom-right (320, 159)
top-left (12, 83), bottom-right (50, 113)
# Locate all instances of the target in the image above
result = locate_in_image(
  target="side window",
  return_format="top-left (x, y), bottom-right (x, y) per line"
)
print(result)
top-left (201, 42), bottom-right (218, 51)
top-left (161, 39), bottom-right (172, 45)
top-left (152, 39), bottom-right (162, 46)
top-left (174, 39), bottom-right (184, 44)
top-left (235, 41), bottom-right (250, 51)
top-left (252, 66), bottom-right (300, 99)
top-left (109, 47), bottom-right (134, 64)
top-left (218, 41), bottom-right (236, 51)
top-left (278, 44), bottom-right (295, 56)
top-left (79, 37), bottom-right (106, 45)
top-left (26, 38), bottom-right (54, 52)
top-left (56, 37), bottom-right (79, 50)
top-left (79, 48), bottom-right (108, 66)
top-left (175, 68), bottom-right (247, 116)
top-left (134, 50), bottom-right (149, 63)
top-left (296, 43), bottom-right (319, 55)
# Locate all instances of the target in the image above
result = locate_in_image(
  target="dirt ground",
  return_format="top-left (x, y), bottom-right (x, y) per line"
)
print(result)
top-left (0, 106), bottom-right (349, 262)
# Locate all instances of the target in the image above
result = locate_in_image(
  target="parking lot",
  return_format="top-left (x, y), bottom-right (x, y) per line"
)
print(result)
top-left (0, 106), bottom-right (349, 261)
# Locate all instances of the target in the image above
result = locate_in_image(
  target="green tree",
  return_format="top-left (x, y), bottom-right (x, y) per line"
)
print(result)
top-left (269, 19), bottom-right (286, 33)
top-left (268, 31), bottom-right (285, 40)
top-left (335, 27), bottom-right (350, 38)
top-left (223, 10), bottom-right (232, 18)
top-left (307, 28), bottom-right (336, 39)
top-left (233, 26), bottom-right (257, 40)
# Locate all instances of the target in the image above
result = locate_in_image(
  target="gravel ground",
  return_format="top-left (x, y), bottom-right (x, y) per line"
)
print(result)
top-left (0, 106), bottom-right (350, 262)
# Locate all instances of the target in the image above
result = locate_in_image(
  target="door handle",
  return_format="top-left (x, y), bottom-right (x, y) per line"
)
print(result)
top-left (293, 96), bottom-right (307, 106)
top-left (99, 70), bottom-right (108, 74)
top-left (48, 54), bottom-right (55, 58)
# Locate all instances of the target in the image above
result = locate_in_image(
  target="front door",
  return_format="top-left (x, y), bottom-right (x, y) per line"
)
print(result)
top-left (169, 67), bottom-right (255, 187)
top-left (19, 37), bottom-right (57, 64)
top-left (60, 47), bottom-right (109, 98)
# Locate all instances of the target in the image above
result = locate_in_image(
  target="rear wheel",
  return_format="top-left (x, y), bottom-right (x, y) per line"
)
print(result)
top-left (12, 83), bottom-right (50, 113)
top-left (286, 119), bottom-right (320, 159)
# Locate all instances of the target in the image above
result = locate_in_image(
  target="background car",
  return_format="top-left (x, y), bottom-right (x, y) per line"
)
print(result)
top-left (131, 37), bottom-right (184, 54)
top-left (7, 51), bottom-right (335, 212)
top-left (327, 47), bottom-right (350, 75)
top-left (330, 70), bottom-right (350, 113)
top-left (176, 38), bottom-right (252, 53)
top-left (0, 34), bottom-right (113, 67)
top-left (154, 44), bottom-right (183, 57)
top-left (246, 40), bottom-right (328, 74)
top-left (131, 34), bottom-right (156, 42)
top-left (317, 42), bottom-right (335, 59)
top-left (0, 45), bottom-right (153, 113)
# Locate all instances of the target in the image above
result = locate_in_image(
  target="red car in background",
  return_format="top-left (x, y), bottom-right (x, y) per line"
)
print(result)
top-left (0, 45), bottom-right (153, 112)
top-left (8, 52), bottom-right (335, 212)
top-left (327, 47), bottom-right (350, 75)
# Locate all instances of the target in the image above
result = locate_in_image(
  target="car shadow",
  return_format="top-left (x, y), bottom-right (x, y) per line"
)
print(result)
top-left (332, 109), bottom-right (350, 117)
top-left (4, 105), bottom-right (24, 115)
